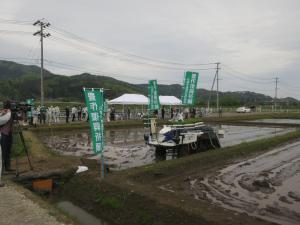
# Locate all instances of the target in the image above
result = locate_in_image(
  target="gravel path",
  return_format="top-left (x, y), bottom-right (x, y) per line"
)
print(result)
top-left (0, 183), bottom-right (66, 225)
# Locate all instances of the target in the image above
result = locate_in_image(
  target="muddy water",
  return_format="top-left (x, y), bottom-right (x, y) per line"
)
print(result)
top-left (218, 125), bottom-right (294, 147)
top-left (41, 128), bottom-right (155, 170)
top-left (40, 126), bottom-right (293, 171)
top-left (250, 119), bottom-right (300, 124)
top-left (190, 141), bottom-right (300, 225)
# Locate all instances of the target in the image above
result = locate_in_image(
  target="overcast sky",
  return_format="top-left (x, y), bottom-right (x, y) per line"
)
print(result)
top-left (0, 0), bottom-right (299, 99)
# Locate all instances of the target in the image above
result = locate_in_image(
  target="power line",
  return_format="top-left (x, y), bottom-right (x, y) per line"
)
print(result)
top-left (280, 80), bottom-right (300, 90)
top-left (43, 59), bottom-right (183, 83)
top-left (0, 18), bottom-right (33, 25)
top-left (49, 25), bottom-right (217, 67)
top-left (0, 30), bottom-right (33, 35)
top-left (49, 35), bottom-right (216, 71)
top-left (222, 64), bottom-right (274, 81)
top-left (222, 69), bottom-right (273, 85)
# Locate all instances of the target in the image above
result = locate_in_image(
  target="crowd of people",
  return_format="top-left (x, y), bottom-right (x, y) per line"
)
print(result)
top-left (68, 106), bottom-right (88, 123)
top-left (106, 106), bottom-right (212, 122)
top-left (26, 105), bottom-right (89, 125)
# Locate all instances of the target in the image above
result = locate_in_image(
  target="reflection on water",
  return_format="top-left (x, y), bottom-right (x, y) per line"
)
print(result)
top-left (41, 125), bottom-right (294, 171)
top-left (249, 119), bottom-right (300, 124)
top-left (216, 125), bottom-right (294, 147)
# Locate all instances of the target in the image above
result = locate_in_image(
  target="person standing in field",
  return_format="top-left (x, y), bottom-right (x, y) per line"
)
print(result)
top-left (71, 106), bottom-right (77, 122)
top-left (65, 107), bottom-right (70, 123)
top-left (77, 106), bottom-right (82, 121)
top-left (32, 107), bottom-right (38, 127)
top-left (171, 107), bottom-right (174, 119)
top-left (161, 106), bottom-right (165, 120)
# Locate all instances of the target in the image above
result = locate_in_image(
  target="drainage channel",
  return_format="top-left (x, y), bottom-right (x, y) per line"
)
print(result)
top-left (57, 201), bottom-right (109, 225)
top-left (14, 168), bottom-right (110, 225)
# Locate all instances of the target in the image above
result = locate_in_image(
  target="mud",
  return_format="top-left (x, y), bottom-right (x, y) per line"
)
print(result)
top-left (188, 141), bottom-right (300, 225)
top-left (40, 126), bottom-right (294, 171)
top-left (40, 128), bottom-right (156, 170)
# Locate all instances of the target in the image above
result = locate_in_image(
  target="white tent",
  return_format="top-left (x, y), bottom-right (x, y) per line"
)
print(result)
top-left (108, 94), bottom-right (181, 105)
top-left (159, 96), bottom-right (182, 105)
top-left (108, 94), bottom-right (148, 105)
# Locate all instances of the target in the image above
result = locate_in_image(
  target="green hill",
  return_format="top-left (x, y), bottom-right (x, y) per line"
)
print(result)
top-left (0, 60), bottom-right (298, 107)
top-left (0, 60), bottom-right (142, 101)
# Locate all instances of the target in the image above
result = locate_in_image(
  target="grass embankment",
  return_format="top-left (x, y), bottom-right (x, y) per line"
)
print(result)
top-left (10, 129), bottom-right (82, 176)
top-left (29, 112), bottom-right (300, 132)
top-left (53, 129), bottom-right (300, 225)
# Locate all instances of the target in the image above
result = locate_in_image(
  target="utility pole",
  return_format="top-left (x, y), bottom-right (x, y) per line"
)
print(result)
top-left (33, 19), bottom-right (51, 107)
top-left (216, 62), bottom-right (220, 113)
top-left (274, 77), bottom-right (279, 112)
top-left (207, 62), bottom-right (221, 114)
top-left (207, 71), bottom-right (217, 110)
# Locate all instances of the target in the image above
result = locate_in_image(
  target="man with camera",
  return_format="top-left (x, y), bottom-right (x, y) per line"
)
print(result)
top-left (0, 101), bottom-right (13, 187)
top-left (0, 101), bottom-right (13, 174)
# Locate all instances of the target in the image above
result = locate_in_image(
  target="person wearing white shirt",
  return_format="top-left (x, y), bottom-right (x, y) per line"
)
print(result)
top-left (0, 108), bottom-right (12, 187)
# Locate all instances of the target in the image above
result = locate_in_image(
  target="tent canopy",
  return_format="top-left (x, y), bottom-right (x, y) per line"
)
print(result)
top-left (159, 96), bottom-right (181, 105)
top-left (108, 94), bottom-right (148, 105)
top-left (108, 94), bottom-right (182, 105)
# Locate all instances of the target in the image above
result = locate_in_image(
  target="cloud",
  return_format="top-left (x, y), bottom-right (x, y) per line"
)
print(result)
top-left (0, 0), bottom-right (299, 99)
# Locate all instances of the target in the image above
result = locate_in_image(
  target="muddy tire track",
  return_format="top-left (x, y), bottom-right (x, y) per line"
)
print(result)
top-left (189, 141), bottom-right (300, 225)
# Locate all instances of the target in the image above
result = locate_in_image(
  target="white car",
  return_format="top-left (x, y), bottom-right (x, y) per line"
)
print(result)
top-left (236, 107), bottom-right (251, 113)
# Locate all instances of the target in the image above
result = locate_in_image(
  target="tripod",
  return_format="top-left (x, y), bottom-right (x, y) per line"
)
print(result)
top-left (14, 120), bottom-right (33, 177)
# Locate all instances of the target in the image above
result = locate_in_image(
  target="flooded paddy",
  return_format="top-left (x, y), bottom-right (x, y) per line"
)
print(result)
top-left (40, 125), bottom-right (294, 171)
top-left (249, 118), bottom-right (300, 124)
top-left (218, 125), bottom-right (294, 147)
top-left (189, 141), bottom-right (300, 225)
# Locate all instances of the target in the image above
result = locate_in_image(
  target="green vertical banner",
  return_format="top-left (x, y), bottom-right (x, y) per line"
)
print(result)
top-left (103, 99), bottom-right (108, 113)
top-left (148, 80), bottom-right (160, 110)
top-left (181, 71), bottom-right (199, 105)
top-left (83, 88), bottom-right (105, 155)
top-left (26, 99), bottom-right (34, 118)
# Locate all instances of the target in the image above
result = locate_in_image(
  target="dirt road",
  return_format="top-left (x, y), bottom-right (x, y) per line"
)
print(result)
top-left (0, 182), bottom-right (68, 225)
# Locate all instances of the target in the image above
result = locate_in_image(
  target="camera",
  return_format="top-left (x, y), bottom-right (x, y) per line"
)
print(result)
top-left (8, 101), bottom-right (32, 121)
top-left (10, 101), bottom-right (31, 113)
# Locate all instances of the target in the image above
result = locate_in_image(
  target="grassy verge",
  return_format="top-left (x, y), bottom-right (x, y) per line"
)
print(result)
top-left (29, 112), bottom-right (300, 132)
top-left (11, 132), bottom-right (27, 158)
